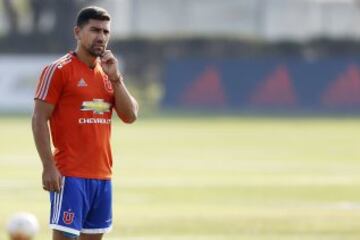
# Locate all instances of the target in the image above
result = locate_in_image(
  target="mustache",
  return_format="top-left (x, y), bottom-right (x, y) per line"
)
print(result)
top-left (91, 40), bottom-right (106, 47)
top-left (92, 43), bottom-right (105, 47)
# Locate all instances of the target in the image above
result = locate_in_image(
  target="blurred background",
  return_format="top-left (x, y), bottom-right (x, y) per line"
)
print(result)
top-left (0, 0), bottom-right (360, 239)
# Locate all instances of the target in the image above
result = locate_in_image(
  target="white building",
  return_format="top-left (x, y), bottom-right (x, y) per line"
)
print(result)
top-left (95, 0), bottom-right (360, 41)
top-left (1, 0), bottom-right (360, 41)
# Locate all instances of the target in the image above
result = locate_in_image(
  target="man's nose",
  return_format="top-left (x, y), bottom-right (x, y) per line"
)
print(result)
top-left (97, 32), bottom-right (106, 42)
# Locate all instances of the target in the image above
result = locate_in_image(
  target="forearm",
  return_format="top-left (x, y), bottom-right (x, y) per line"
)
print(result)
top-left (32, 115), bottom-right (55, 168)
top-left (111, 79), bottom-right (139, 123)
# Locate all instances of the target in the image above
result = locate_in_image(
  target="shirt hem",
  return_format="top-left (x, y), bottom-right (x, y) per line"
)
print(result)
top-left (59, 173), bottom-right (112, 180)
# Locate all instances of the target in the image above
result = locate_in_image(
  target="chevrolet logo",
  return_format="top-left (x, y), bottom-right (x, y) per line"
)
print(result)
top-left (81, 99), bottom-right (111, 114)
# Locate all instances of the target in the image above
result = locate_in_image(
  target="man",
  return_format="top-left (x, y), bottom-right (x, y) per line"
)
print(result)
top-left (32, 6), bottom-right (138, 240)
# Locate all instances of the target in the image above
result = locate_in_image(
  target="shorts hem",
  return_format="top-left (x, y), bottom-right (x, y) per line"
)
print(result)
top-left (49, 224), bottom-right (80, 236)
top-left (81, 226), bottom-right (112, 234)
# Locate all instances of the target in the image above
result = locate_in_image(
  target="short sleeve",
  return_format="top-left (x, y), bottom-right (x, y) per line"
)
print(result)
top-left (34, 63), bottom-right (64, 105)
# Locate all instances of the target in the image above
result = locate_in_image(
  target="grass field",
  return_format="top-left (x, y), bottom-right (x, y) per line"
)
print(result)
top-left (0, 116), bottom-right (360, 240)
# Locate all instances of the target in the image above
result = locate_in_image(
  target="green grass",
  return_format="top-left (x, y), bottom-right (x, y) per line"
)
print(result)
top-left (0, 116), bottom-right (360, 239)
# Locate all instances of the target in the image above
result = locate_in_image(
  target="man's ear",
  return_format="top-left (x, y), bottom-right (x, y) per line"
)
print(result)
top-left (74, 26), bottom-right (81, 40)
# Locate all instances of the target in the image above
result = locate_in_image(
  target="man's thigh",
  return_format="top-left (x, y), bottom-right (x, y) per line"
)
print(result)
top-left (53, 230), bottom-right (79, 240)
top-left (80, 233), bottom-right (103, 240)
top-left (52, 229), bottom-right (103, 240)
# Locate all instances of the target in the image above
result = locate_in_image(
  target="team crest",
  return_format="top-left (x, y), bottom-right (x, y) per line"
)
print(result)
top-left (103, 75), bottom-right (113, 93)
top-left (63, 211), bottom-right (75, 225)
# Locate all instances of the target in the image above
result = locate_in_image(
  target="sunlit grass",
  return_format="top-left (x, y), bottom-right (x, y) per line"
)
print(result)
top-left (0, 116), bottom-right (359, 239)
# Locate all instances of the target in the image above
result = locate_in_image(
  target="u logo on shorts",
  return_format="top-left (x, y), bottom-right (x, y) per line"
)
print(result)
top-left (63, 211), bottom-right (75, 225)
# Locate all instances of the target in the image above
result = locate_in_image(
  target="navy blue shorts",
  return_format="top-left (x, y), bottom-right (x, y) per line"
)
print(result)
top-left (49, 176), bottom-right (112, 236)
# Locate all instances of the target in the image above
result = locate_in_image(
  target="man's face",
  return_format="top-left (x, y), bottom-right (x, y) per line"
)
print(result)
top-left (75, 19), bottom-right (110, 57)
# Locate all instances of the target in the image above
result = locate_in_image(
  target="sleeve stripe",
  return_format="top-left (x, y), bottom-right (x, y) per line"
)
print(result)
top-left (36, 63), bottom-right (56, 100)
top-left (37, 54), bottom-right (71, 100)
top-left (38, 55), bottom-right (67, 99)
top-left (35, 66), bottom-right (50, 98)
top-left (39, 62), bottom-right (59, 100)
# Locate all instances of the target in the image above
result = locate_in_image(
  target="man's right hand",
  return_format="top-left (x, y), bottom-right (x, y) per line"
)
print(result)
top-left (42, 163), bottom-right (62, 192)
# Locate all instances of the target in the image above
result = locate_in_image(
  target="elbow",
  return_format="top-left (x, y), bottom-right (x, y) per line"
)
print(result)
top-left (118, 101), bottom-right (139, 124)
top-left (122, 112), bottom-right (137, 124)
top-left (119, 107), bottom-right (138, 124)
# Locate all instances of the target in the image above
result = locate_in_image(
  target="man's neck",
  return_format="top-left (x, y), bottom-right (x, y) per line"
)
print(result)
top-left (74, 47), bottom-right (97, 69)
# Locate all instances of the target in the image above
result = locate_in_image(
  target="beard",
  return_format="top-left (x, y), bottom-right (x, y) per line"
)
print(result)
top-left (87, 42), bottom-right (106, 57)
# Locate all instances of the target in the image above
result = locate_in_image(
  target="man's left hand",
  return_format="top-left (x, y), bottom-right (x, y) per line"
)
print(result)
top-left (100, 50), bottom-right (122, 83)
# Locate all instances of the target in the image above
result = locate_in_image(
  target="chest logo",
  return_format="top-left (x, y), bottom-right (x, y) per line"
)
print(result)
top-left (77, 78), bottom-right (88, 87)
top-left (81, 99), bottom-right (111, 114)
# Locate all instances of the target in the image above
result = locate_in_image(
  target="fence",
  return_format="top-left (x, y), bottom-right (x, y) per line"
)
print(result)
top-left (163, 57), bottom-right (360, 112)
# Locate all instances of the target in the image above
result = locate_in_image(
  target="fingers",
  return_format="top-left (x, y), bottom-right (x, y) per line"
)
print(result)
top-left (101, 50), bottom-right (117, 64)
top-left (101, 50), bottom-right (111, 58)
top-left (42, 181), bottom-right (52, 192)
top-left (42, 164), bottom-right (62, 192)
top-left (42, 181), bottom-right (49, 191)
top-left (53, 178), bottom-right (61, 192)
top-left (42, 178), bottom-right (62, 192)
top-left (101, 50), bottom-right (111, 61)
top-left (56, 175), bottom-right (63, 191)
top-left (101, 55), bottom-right (112, 64)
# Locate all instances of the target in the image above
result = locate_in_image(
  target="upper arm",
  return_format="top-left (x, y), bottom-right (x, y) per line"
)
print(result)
top-left (33, 100), bottom-right (55, 122)
top-left (34, 63), bottom-right (64, 105)
top-left (33, 62), bottom-right (64, 123)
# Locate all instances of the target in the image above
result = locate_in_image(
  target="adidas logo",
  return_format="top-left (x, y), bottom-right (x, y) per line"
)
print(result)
top-left (77, 78), bottom-right (88, 87)
top-left (322, 65), bottom-right (360, 106)
top-left (250, 65), bottom-right (296, 106)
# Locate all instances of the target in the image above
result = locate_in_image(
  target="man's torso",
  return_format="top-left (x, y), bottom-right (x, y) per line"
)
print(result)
top-left (35, 53), bottom-right (115, 179)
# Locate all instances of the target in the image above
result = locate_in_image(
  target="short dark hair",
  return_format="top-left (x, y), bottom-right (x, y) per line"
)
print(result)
top-left (76, 6), bottom-right (111, 27)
